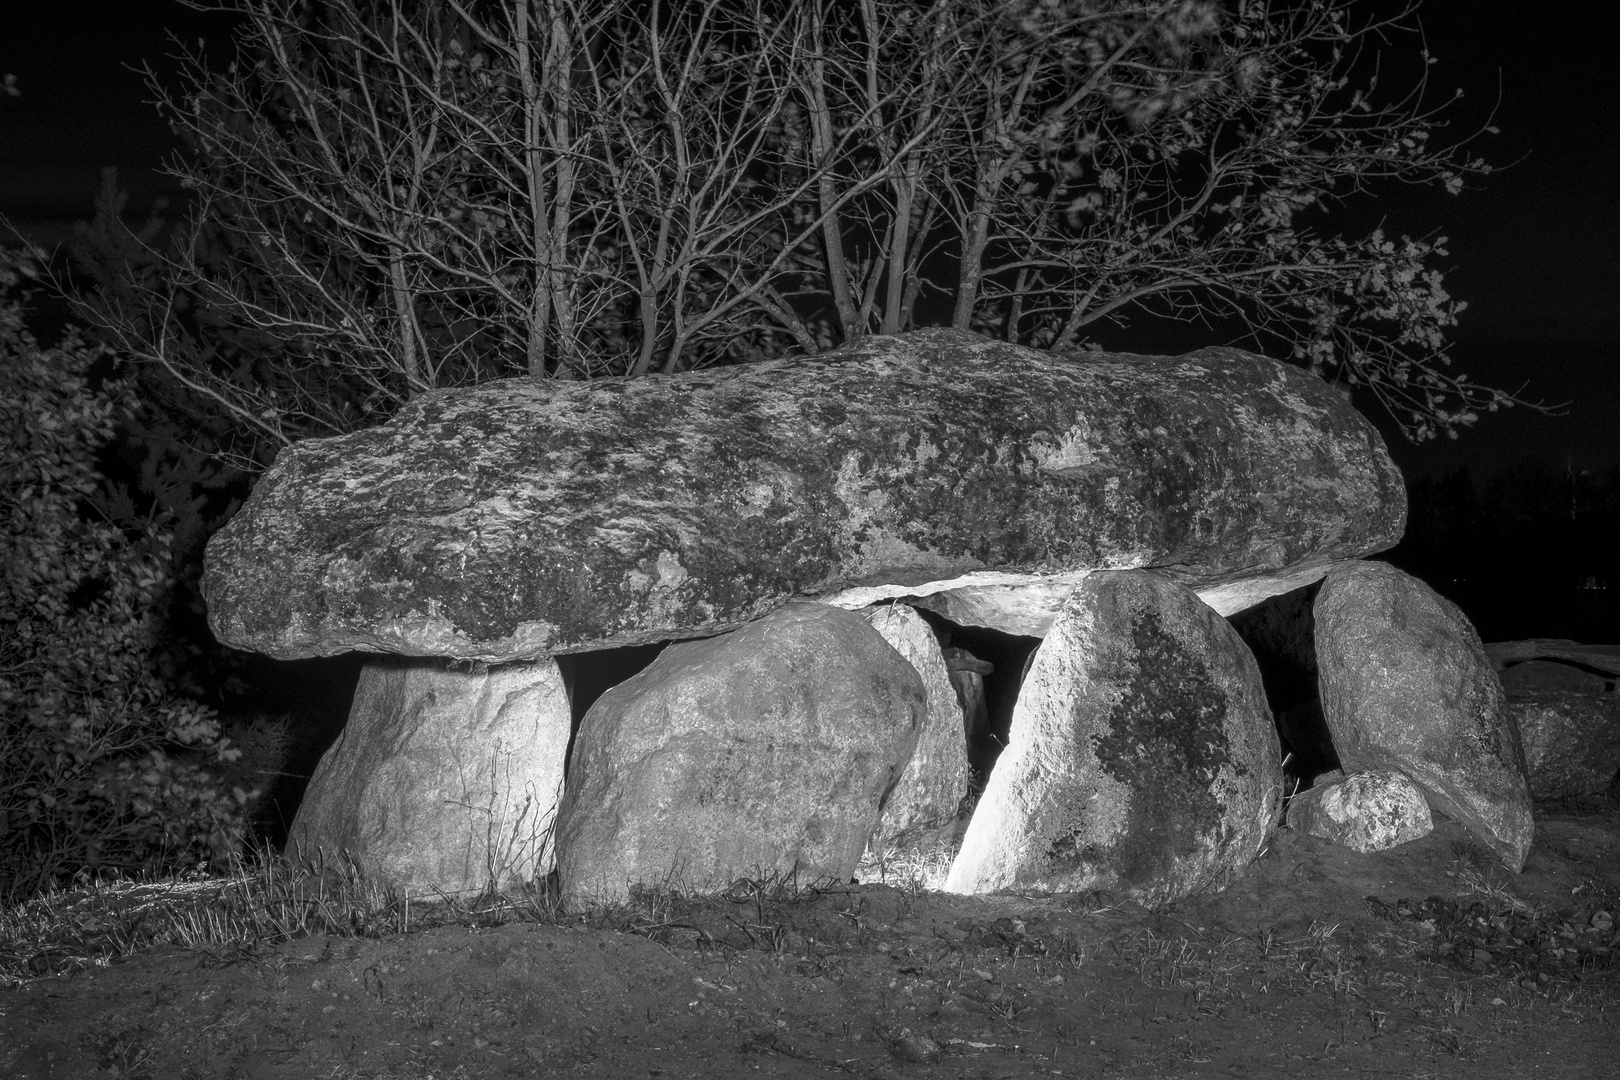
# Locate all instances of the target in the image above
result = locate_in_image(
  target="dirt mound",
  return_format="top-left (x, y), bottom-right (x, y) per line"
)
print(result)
top-left (3, 805), bottom-right (1617, 1079)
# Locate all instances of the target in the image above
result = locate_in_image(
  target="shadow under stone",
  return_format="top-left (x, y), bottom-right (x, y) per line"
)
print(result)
top-left (1225, 580), bottom-right (1339, 790)
top-left (226, 652), bottom-right (366, 851)
top-left (900, 606), bottom-right (1042, 791)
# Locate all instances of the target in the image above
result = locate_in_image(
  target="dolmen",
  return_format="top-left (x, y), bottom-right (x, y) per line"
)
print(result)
top-left (201, 328), bottom-right (1531, 902)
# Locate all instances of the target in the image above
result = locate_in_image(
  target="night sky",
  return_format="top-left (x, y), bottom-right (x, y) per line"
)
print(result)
top-left (2, 0), bottom-right (1615, 480)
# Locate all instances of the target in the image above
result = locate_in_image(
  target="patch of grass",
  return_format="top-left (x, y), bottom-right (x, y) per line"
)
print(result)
top-left (1444, 839), bottom-right (1545, 917)
top-left (561, 864), bottom-right (856, 957)
top-left (0, 840), bottom-right (1067, 991)
top-left (0, 846), bottom-right (567, 986)
top-left (856, 838), bottom-right (958, 896)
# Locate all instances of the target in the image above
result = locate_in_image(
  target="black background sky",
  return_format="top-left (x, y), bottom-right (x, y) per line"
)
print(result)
top-left (2, 0), bottom-right (1615, 481)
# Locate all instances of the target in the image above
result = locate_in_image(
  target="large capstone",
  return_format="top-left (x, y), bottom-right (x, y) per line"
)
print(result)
top-left (202, 329), bottom-right (1405, 662)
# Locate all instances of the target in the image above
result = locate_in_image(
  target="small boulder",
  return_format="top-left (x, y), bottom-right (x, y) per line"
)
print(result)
top-left (1287, 771), bottom-right (1434, 853)
top-left (1314, 562), bottom-right (1533, 872)
top-left (1506, 694), bottom-right (1620, 799)
top-left (945, 570), bottom-right (1281, 903)
top-left (554, 603), bottom-right (925, 905)
top-left (289, 656), bottom-right (571, 898)
top-left (861, 604), bottom-right (972, 848)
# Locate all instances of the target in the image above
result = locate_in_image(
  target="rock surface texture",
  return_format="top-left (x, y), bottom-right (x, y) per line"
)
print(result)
top-left (1314, 563), bottom-right (1534, 872)
top-left (553, 604), bottom-right (924, 905)
top-left (1500, 659), bottom-right (1618, 697)
top-left (1495, 653), bottom-right (1619, 798)
top-left (945, 571), bottom-right (1281, 902)
top-left (1505, 693), bottom-right (1620, 799)
top-left (289, 657), bottom-right (571, 897)
top-left (1287, 771), bottom-right (1434, 853)
top-left (861, 605), bottom-right (971, 848)
top-left (202, 329), bottom-right (1405, 662)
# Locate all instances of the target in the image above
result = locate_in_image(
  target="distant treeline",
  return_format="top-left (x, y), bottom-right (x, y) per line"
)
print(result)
top-left (1389, 459), bottom-right (1619, 645)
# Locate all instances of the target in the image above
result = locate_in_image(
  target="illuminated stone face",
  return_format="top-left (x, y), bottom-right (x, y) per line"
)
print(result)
top-left (861, 604), bottom-right (973, 850)
top-left (945, 569), bottom-right (1281, 903)
top-left (289, 656), bottom-right (572, 900)
top-left (1287, 771), bottom-right (1434, 854)
top-left (553, 602), bottom-right (925, 905)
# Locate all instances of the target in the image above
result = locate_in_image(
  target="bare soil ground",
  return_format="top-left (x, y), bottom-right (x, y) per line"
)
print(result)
top-left (3, 802), bottom-right (1617, 1080)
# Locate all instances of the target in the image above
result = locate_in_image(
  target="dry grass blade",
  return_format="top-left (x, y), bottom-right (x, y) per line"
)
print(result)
top-left (0, 847), bottom-right (428, 985)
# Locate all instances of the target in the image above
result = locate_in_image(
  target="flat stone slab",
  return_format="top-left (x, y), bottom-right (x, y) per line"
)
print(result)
top-left (869, 557), bottom-right (1350, 638)
top-left (203, 328), bottom-right (1405, 662)
top-left (1486, 639), bottom-right (1620, 677)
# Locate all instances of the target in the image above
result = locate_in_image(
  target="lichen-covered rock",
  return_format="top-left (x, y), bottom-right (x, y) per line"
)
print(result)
top-left (944, 570), bottom-right (1281, 902)
top-left (289, 656), bottom-right (570, 898)
top-left (1287, 771), bottom-right (1434, 853)
top-left (1314, 562), bottom-right (1534, 872)
top-left (554, 603), bottom-right (924, 905)
top-left (862, 605), bottom-right (971, 849)
top-left (202, 328), bottom-right (1404, 662)
top-left (1506, 693), bottom-right (1620, 799)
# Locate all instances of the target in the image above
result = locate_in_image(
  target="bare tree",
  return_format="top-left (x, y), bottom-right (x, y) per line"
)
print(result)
top-left (71, 0), bottom-right (1513, 475)
top-left (75, 0), bottom-right (919, 468)
top-left (779, 0), bottom-right (1506, 439)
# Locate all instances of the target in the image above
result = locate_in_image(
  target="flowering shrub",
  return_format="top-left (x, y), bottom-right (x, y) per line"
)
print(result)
top-left (0, 246), bottom-right (253, 903)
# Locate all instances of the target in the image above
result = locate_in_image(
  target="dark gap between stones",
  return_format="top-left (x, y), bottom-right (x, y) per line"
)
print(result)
top-left (1225, 580), bottom-right (1337, 794)
top-left (900, 606), bottom-right (1042, 794)
top-left (228, 652), bottom-right (366, 852)
top-left (555, 641), bottom-right (670, 780)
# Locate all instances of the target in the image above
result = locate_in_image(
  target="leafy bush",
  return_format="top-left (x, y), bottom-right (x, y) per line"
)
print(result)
top-left (0, 246), bottom-right (254, 904)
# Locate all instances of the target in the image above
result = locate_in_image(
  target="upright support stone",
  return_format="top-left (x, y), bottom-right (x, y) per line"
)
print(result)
top-left (862, 604), bottom-right (972, 849)
top-left (554, 604), bottom-right (924, 905)
top-left (1313, 562), bottom-right (1534, 872)
top-left (946, 571), bottom-right (1281, 902)
top-left (289, 656), bottom-right (570, 898)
